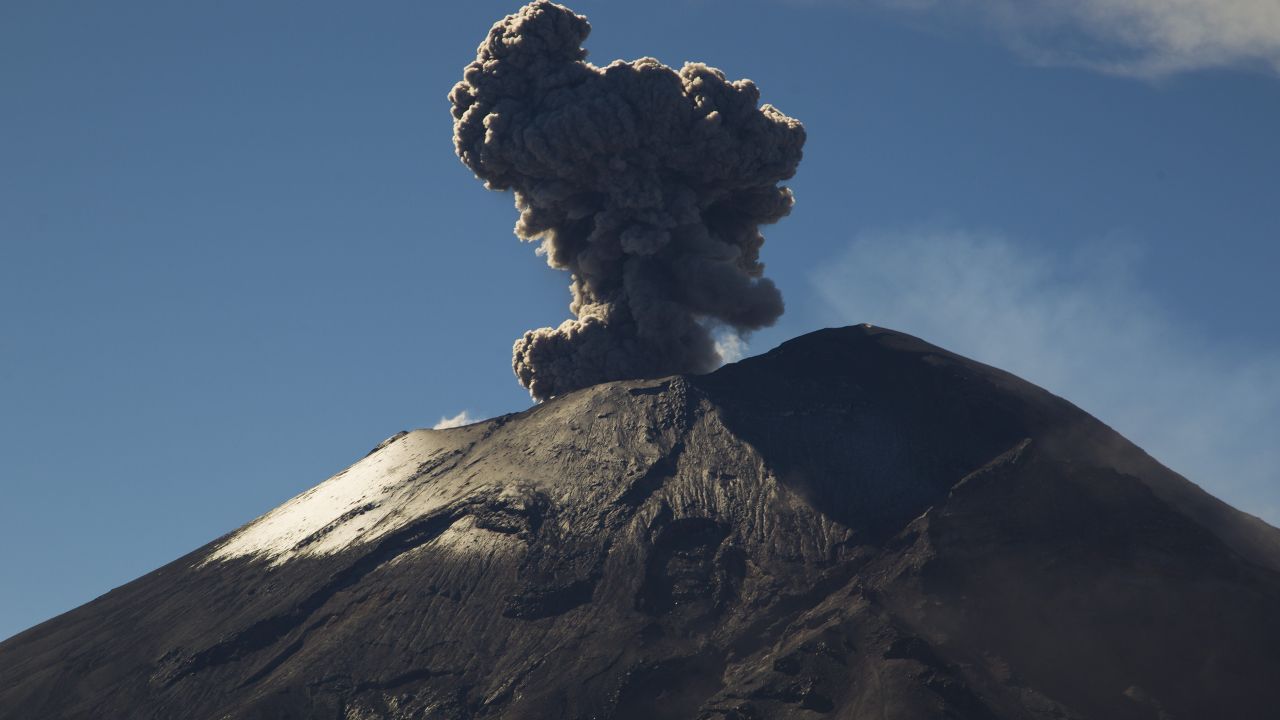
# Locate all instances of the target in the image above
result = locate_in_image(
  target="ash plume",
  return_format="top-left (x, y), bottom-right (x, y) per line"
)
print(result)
top-left (450, 1), bottom-right (805, 400)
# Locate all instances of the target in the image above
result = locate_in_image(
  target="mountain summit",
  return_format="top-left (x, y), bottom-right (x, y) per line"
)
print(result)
top-left (3, 325), bottom-right (1278, 719)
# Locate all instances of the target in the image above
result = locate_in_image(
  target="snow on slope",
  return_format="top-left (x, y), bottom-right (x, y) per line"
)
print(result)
top-left (204, 428), bottom-right (468, 565)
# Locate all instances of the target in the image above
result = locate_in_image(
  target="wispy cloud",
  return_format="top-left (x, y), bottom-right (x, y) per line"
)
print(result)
top-left (814, 228), bottom-right (1280, 526)
top-left (432, 410), bottom-right (475, 430)
top-left (875, 0), bottom-right (1280, 77)
top-left (714, 328), bottom-right (749, 364)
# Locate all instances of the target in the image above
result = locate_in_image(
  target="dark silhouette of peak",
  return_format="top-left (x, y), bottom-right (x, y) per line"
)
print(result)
top-left (2, 325), bottom-right (1278, 719)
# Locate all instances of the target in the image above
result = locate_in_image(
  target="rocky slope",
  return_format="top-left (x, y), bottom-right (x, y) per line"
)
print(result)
top-left (2, 325), bottom-right (1278, 719)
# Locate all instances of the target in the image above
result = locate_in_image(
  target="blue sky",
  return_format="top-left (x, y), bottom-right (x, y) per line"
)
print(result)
top-left (1, 0), bottom-right (1277, 641)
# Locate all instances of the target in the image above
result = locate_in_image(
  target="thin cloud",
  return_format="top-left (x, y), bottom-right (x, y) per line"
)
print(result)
top-left (432, 411), bottom-right (475, 430)
top-left (813, 228), bottom-right (1280, 526)
top-left (714, 329), bottom-right (749, 365)
top-left (876, 0), bottom-right (1280, 77)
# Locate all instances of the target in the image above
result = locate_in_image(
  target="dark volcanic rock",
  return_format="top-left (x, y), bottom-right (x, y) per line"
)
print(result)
top-left (2, 325), bottom-right (1279, 719)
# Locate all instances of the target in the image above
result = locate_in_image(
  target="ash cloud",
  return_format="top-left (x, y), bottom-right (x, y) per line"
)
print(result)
top-left (450, 1), bottom-right (805, 400)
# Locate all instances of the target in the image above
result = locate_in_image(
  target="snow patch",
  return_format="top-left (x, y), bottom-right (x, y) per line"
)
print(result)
top-left (204, 430), bottom-right (461, 565)
top-left (386, 515), bottom-right (519, 569)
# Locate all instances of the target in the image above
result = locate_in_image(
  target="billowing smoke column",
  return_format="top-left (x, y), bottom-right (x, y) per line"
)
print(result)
top-left (450, 1), bottom-right (805, 400)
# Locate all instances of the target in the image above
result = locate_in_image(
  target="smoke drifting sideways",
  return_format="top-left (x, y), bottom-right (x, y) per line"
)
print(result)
top-left (450, 1), bottom-right (805, 401)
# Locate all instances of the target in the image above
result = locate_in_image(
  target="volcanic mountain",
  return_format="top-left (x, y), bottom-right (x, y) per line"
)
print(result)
top-left (2, 325), bottom-right (1278, 719)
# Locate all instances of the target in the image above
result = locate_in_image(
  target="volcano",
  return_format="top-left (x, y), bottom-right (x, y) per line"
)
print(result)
top-left (2, 325), bottom-right (1278, 719)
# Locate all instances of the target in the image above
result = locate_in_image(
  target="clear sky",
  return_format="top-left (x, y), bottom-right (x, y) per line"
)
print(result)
top-left (2, 0), bottom-right (1277, 641)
